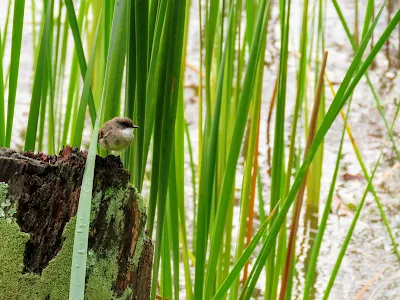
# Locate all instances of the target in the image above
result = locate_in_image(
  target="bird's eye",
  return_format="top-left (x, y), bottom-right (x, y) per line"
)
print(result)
top-left (119, 121), bottom-right (133, 128)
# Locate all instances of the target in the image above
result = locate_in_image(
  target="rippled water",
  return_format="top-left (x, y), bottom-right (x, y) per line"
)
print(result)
top-left (184, 0), bottom-right (400, 298)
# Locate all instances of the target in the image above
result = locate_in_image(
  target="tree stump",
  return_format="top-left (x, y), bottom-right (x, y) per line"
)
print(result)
top-left (0, 147), bottom-right (153, 300)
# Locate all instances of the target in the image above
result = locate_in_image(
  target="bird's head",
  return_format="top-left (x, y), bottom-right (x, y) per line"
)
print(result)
top-left (115, 117), bottom-right (139, 130)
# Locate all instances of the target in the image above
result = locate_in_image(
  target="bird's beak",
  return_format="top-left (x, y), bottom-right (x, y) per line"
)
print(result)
top-left (133, 125), bottom-right (139, 128)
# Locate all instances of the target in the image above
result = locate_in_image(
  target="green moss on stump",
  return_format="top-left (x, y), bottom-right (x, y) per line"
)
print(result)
top-left (0, 183), bottom-right (16, 220)
top-left (0, 183), bottom-right (7, 202)
top-left (0, 182), bottom-right (150, 300)
top-left (131, 190), bottom-right (147, 270)
top-left (0, 217), bottom-right (134, 300)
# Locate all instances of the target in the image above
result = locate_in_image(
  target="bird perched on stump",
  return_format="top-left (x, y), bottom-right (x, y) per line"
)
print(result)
top-left (98, 117), bottom-right (138, 156)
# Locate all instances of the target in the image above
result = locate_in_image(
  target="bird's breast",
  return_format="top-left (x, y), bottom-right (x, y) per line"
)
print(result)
top-left (121, 128), bottom-right (134, 139)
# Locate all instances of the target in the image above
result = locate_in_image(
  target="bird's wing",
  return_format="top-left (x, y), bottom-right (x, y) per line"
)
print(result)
top-left (98, 127), bottom-right (109, 141)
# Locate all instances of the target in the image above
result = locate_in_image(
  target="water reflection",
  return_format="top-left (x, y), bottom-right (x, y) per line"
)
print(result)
top-left (295, 203), bottom-right (319, 300)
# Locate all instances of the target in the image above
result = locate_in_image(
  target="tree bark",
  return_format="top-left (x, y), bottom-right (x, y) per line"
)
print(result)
top-left (0, 147), bottom-right (153, 300)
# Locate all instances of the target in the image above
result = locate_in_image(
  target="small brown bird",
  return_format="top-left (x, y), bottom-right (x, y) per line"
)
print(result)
top-left (98, 117), bottom-right (139, 154)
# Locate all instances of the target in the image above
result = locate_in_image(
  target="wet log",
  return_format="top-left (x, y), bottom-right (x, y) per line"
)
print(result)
top-left (0, 147), bottom-right (153, 300)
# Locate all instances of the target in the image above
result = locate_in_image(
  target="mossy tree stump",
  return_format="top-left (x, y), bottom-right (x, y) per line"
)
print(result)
top-left (0, 147), bottom-right (153, 300)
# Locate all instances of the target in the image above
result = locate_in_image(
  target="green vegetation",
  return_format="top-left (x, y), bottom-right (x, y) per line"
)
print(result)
top-left (1, 0), bottom-right (399, 299)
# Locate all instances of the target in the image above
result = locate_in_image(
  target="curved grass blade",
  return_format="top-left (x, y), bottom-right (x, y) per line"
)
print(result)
top-left (325, 2), bottom-right (400, 261)
top-left (197, 3), bottom-right (236, 298)
top-left (212, 202), bottom-right (279, 299)
top-left (150, 0), bottom-right (188, 298)
top-left (332, 0), bottom-right (400, 163)
top-left (38, 57), bottom-right (49, 152)
top-left (230, 59), bottom-right (263, 299)
top-left (322, 140), bottom-right (387, 299)
top-left (61, 55), bottom-right (79, 147)
top-left (124, 0), bottom-right (135, 167)
top-left (61, 1), bottom-right (85, 148)
top-left (161, 212), bottom-right (173, 299)
top-left (284, 0), bottom-right (309, 199)
top-left (170, 4), bottom-right (192, 294)
top-left (168, 152), bottom-right (182, 300)
top-left (327, 75), bottom-right (400, 260)
top-left (145, 0), bottom-right (173, 234)
top-left (6, 0), bottom-right (25, 147)
top-left (146, 64), bottom-right (168, 234)
top-left (71, 8), bottom-right (102, 148)
top-left (203, 0), bottom-right (271, 296)
top-left (141, 0), bottom-right (170, 186)
top-left (51, 1), bottom-right (63, 149)
top-left (56, 9), bottom-right (70, 149)
top-left (240, 4), bottom-right (397, 298)
top-left (148, 0), bottom-right (158, 56)
top-left (133, 0), bottom-right (148, 189)
top-left (305, 86), bottom-right (400, 299)
top-left (302, 93), bottom-right (354, 300)
top-left (0, 30), bottom-right (5, 147)
top-left (64, 0), bottom-right (97, 125)
top-left (279, 51), bottom-right (328, 300)
top-left (104, 0), bottom-right (114, 61)
top-left (102, 0), bottom-right (127, 124)
top-left (242, 104), bottom-right (261, 282)
top-left (204, 0), bottom-right (221, 114)
top-left (24, 0), bottom-right (52, 151)
top-left (68, 90), bottom-right (104, 300)
top-left (184, 120), bottom-right (197, 221)
top-left (266, 1), bottom-right (291, 298)
top-left (46, 41), bottom-right (55, 154)
top-left (144, 0), bottom-right (181, 236)
top-left (69, 0), bottom-right (129, 298)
